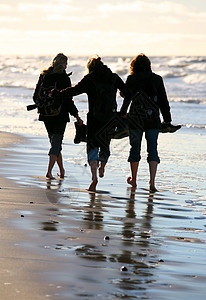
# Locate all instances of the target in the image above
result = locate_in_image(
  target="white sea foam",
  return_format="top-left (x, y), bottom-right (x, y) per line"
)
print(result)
top-left (184, 73), bottom-right (206, 84)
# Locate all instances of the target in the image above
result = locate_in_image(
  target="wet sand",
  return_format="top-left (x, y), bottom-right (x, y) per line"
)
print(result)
top-left (0, 132), bottom-right (52, 299)
top-left (0, 130), bottom-right (206, 299)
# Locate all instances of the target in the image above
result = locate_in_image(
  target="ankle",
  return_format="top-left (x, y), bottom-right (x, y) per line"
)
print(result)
top-left (127, 176), bottom-right (137, 187)
top-left (46, 172), bottom-right (55, 179)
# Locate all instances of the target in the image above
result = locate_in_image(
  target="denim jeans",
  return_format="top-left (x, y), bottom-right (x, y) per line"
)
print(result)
top-left (128, 128), bottom-right (160, 163)
top-left (86, 113), bottom-right (114, 165)
top-left (87, 146), bottom-right (110, 164)
top-left (44, 119), bottom-right (67, 157)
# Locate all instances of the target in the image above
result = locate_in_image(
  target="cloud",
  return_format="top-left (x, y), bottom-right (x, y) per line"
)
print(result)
top-left (0, 4), bottom-right (12, 12)
top-left (47, 15), bottom-right (95, 23)
top-left (15, 1), bottom-right (86, 25)
top-left (159, 16), bottom-right (180, 24)
top-left (0, 16), bottom-right (21, 22)
top-left (98, 0), bottom-right (204, 20)
top-left (17, 1), bottom-right (80, 14)
top-left (97, 0), bottom-right (206, 33)
top-left (98, 1), bottom-right (186, 14)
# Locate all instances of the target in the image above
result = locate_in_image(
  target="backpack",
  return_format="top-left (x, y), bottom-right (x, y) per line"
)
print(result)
top-left (35, 76), bottom-right (62, 117)
top-left (128, 90), bottom-right (160, 130)
top-left (90, 75), bottom-right (117, 121)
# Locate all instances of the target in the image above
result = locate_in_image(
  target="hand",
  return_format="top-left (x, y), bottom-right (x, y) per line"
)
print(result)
top-left (76, 115), bottom-right (83, 126)
top-left (50, 88), bottom-right (60, 98)
top-left (120, 112), bottom-right (127, 118)
top-left (121, 114), bottom-right (127, 118)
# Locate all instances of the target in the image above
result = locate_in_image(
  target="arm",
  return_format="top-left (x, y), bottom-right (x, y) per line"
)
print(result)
top-left (61, 77), bottom-right (88, 124)
top-left (119, 76), bottom-right (132, 115)
top-left (33, 74), bottom-right (43, 103)
top-left (157, 77), bottom-right (172, 123)
top-left (63, 76), bottom-right (80, 118)
top-left (61, 76), bottom-right (88, 98)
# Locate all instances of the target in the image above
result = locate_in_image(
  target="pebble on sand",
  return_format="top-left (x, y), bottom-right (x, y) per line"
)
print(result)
top-left (120, 266), bottom-right (128, 272)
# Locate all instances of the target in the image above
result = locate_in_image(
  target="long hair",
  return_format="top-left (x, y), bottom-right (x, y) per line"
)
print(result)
top-left (86, 56), bottom-right (104, 73)
top-left (42, 53), bottom-right (67, 75)
top-left (130, 53), bottom-right (152, 74)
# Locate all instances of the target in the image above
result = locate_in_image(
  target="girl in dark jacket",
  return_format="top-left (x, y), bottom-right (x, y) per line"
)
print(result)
top-left (120, 53), bottom-right (172, 191)
top-left (33, 53), bottom-right (82, 179)
top-left (59, 56), bottom-right (131, 191)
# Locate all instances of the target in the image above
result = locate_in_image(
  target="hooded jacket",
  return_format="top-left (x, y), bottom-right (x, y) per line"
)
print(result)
top-left (120, 71), bottom-right (172, 123)
top-left (33, 69), bottom-right (78, 121)
top-left (61, 65), bottom-right (131, 119)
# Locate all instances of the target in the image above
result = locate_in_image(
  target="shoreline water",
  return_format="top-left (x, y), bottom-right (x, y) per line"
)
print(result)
top-left (0, 130), bottom-right (206, 299)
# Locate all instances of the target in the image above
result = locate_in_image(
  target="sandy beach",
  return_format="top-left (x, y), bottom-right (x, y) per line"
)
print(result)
top-left (0, 129), bottom-right (206, 300)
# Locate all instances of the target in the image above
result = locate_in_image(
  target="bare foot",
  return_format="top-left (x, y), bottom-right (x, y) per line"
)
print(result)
top-left (127, 176), bottom-right (137, 187)
top-left (88, 179), bottom-right (98, 192)
top-left (149, 185), bottom-right (158, 192)
top-left (46, 173), bottom-right (55, 179)
top-left (58, 168), bottom-right (65, 179)
top-left (99, 162), bottom-right (106, 178)
top-left (99, 166), bottom-right (105, 178)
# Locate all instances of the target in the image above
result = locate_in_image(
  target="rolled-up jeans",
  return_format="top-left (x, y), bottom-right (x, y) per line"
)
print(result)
top-left (44, 119), bottom-right (67, 157)
top-left (87, 145), bottom-right (110, 165)
top-left (128, 128), bottom-right (160, 163)
top-left (86, 113), bottom-right (112, 165)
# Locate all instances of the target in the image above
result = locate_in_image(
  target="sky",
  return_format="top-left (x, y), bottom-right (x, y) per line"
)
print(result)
top-left (0, 0), bottom-right (206, 56)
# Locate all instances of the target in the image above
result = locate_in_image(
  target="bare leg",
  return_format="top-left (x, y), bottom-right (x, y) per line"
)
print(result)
top-left (88, 160), bottom-right (98, 191)
top-left (99, 162), bottom-right (106, 178)
top-left (127, 162), bottom-right (139, 187)
top-left (149, 161), bottom-right (158, 192)
top-left (57, 152), bottom-right (65, 178)
top-left (46, 154), bottom-right (57, 179)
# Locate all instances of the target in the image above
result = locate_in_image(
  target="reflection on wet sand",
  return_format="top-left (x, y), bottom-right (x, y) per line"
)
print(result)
top-left (75, 244), bottom-right (107, 262)
top-left (109, 188), bottom-right (157, 296)
top-left (26, 175), bottom-right (206, 299)
top-left (41, 220), bottom-right (59, 231)
top-left (70, 187), bottom-right (163, 298)
top-left (45, 178), bottom-right (63, 205)
top-left (83, 193), bottom-right (104, 230)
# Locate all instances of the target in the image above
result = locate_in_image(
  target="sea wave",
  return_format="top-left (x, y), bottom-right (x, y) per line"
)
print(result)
top-left (0, 83), bottom-right (34, 90)
top-left (183, 74), bottom-right (206, 84)
top-left (167, 56), bottom-right (206, 67)
top-left (185, 123), bottom-right (206, 130)
top-left (169, 97), bottom-right (206, 105)
top-left (161, 71), bottom-right (187, 78)
top-left (0, 54), bottom-right (206, 104)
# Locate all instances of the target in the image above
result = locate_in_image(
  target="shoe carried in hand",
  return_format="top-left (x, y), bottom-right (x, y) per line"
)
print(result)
top-left (74, 122), bottom-right (87, 144)
top-left (160, 122), bottom-right (181, 133)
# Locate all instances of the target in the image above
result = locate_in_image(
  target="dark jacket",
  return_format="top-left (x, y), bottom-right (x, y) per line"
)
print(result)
top-left (120, 71), bottom-right (172, 124)
top-left (33, 69), bottom-right (78, 122)
top-left (61, 65), bottom-right (131, 119)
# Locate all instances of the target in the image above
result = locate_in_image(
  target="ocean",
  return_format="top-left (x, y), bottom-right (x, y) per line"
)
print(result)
top-left (0, 55), bottom-right (206, 135)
